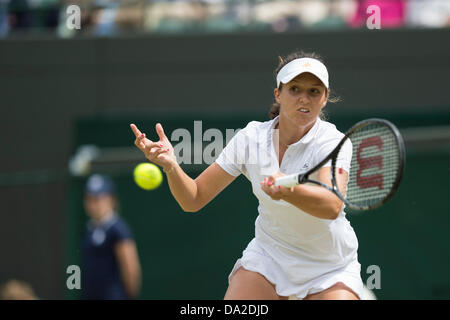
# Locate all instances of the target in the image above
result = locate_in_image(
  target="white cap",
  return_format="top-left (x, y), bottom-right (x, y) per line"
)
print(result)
top-left (276, 58), bottom-right (329, 89)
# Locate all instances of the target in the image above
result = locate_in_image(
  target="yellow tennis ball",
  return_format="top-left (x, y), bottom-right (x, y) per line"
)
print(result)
top-left (133, 163), bottom-right (163, 190)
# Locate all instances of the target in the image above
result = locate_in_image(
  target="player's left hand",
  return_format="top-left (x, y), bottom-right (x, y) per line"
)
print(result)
top-left (260, 171), bottom-right (295, 201)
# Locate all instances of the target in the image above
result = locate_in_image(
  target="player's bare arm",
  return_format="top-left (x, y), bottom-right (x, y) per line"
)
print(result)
top-left (115, 239), bottom-right (142, 298)
top-left (131, 123), bottom-right (236, 212)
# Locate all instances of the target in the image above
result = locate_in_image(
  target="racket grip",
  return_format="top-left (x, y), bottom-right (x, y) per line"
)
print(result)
top-left (274, 174), bottom-right (299, 188)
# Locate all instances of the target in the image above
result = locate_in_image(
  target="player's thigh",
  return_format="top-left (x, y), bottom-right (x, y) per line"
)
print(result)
top-left (224, 267), bottom-right (288, 300)
top-left (303, 282), bottom-right (359, 300)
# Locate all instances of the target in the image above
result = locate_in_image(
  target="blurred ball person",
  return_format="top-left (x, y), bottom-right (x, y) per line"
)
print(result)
top-left (81, 174), bottom-right (141, 300)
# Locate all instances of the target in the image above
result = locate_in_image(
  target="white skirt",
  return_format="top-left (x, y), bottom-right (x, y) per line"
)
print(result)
top-left (228, 238), bottom-right (364, 300)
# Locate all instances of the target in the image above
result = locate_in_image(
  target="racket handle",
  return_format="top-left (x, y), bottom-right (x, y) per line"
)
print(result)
top-left (274, 174), bottom-right (300, 188)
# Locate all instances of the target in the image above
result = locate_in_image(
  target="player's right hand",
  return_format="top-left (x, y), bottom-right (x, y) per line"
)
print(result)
top-left (130, 123), bottom-right (177, 172)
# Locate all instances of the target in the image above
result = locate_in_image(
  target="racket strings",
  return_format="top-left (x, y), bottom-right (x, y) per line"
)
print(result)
top-left (337, 123), bottom-right (401, 208)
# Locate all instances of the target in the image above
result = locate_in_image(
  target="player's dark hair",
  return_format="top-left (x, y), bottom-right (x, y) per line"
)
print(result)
top-left (268, 51), bottom-right (340, 120)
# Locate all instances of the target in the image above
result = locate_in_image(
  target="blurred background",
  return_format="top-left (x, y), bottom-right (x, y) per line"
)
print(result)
top-left (0, 0), bottom-right (449, 300)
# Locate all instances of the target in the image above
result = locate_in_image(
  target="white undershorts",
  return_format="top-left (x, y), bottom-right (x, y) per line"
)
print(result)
top-left (228, 238), bottom-right (364, 300)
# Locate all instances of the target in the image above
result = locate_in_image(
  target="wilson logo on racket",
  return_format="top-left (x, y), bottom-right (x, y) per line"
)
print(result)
top-left (356, 136), bottom-right (383, 190)
top-left (274, 118), bottom-right (405, 211)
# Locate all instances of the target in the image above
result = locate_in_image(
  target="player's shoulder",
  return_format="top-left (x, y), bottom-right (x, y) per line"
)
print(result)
top-left (111, 216), bottom-right (128, 228)
top-left (109, 216), bottom-right (133, 237)
top-left (316, 119), bottom-right (345, 143)
top-left (237, 118), bottom-right (275, 135)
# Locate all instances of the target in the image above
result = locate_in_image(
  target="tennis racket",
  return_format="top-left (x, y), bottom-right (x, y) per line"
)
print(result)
top-left (274, 118), bottom-right (405, 211)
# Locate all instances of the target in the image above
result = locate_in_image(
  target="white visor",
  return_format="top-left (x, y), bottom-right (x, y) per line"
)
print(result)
top-left (276, 58), bottom-right (329, 89)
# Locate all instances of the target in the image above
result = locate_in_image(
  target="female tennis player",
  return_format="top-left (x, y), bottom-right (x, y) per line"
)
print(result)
top-left (130, 51), bottom-right (364, 300)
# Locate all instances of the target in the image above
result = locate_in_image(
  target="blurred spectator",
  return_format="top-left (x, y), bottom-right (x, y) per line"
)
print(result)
top-left (0, 0), bottom-right (10, 37)
top-left (114, 0), bottom-right (146, 32)
top-left (58, 0), bottom-right (146, 37)
top-left (7, 0), bottom-right (60, 35)
top-left (58, 0), bottom-right (95, 38)
top-left (298, 0), bottom-right (330, 27)
top-left (0, 279), bottom-right (39, 300)
top-left (252, 1), bottom-right (304, 33)
top-left (32, 0), bottom-right (60, 32)
top-left (90, 0), bottom-right (121, 36)
top-left (145, 0), bottom-right (213, 34)
top-left (407, 0), bottom-right (450, 28)
top-left (312, 0), bottom-right (356, 29)
top-left (5, 0), bottom-right (450, 38)
top-left (7, 0), bottom-right (33, 33)
top-left (349, 0), bottom-right (406, 28)
top-left (81, 174), bottom-right (141, 300)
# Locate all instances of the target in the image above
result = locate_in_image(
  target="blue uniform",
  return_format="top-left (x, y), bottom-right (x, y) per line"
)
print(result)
top-left (81, 214), bottom-right (133, 300)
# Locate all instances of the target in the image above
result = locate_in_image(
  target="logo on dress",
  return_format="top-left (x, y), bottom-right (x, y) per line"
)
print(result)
top-left (302, 163), bottom-right (310, 170)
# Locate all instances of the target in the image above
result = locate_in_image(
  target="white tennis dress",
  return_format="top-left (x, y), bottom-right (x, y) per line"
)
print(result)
top-left (215, 116), bottom-right (364, 299)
